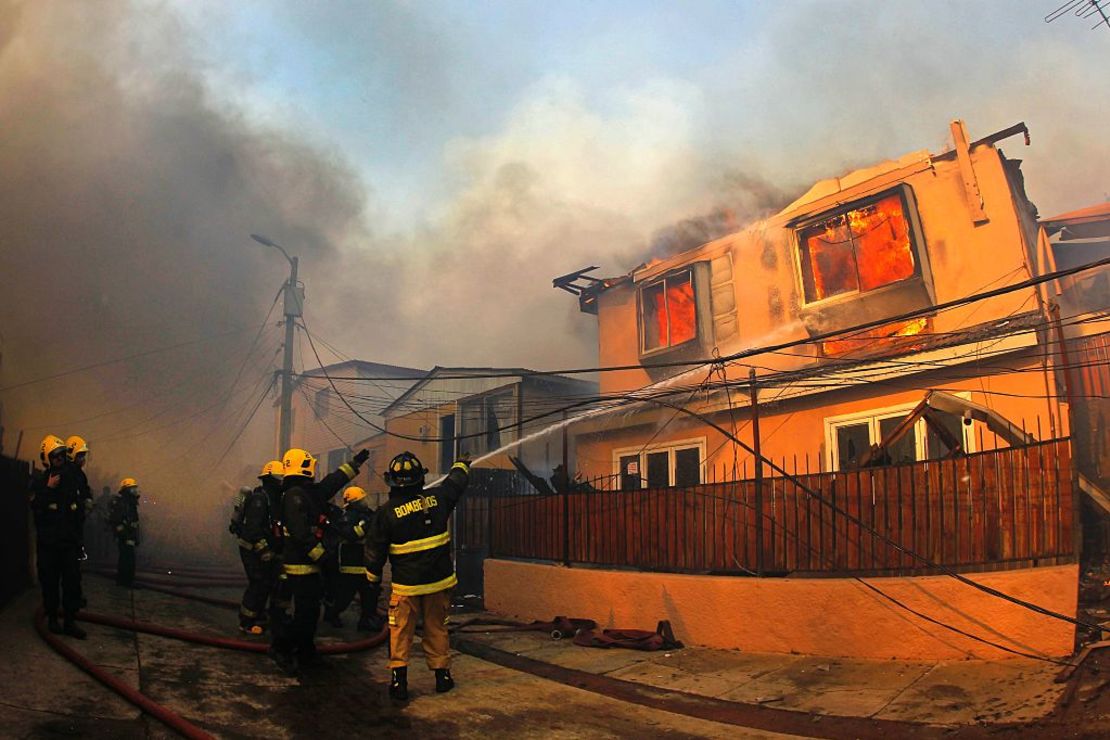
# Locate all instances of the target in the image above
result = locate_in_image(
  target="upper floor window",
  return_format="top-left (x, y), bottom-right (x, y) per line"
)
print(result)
top-left (314, 388), bottom-right (330, 418)
top-left (641, 270), bottom-right (697, 354)
top-left (797, 189), bottom-right (921, 304)
top-left (459, 389), bottom-right (515, 456)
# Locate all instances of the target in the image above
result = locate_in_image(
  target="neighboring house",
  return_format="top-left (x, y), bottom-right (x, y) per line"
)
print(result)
top-left (562, 120), bottom-right (1074, 485)
top-left (286, 359), bottom-right (424, 492)
top-left (1042, 203), bottom-right (1110, 551)
top-left (378, 366), bottom-right (598, 481)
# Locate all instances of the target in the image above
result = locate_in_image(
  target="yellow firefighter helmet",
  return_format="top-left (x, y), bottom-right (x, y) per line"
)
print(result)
top-left (282, 448), bottom-right (317, 480)
top-left (258, 460), bottom-right (285, 480)
top-left (119, 477), bottom-right (138, 491)
top-left (40, 435), bottom-right (68, 465)
top-left (66, 435), bottom-right (89, 461)
top-left (343, 486), bottom-right (367, 504)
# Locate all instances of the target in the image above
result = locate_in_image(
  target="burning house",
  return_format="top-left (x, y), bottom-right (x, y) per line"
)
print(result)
top-left (476, 120), bottom-right (1110, 661)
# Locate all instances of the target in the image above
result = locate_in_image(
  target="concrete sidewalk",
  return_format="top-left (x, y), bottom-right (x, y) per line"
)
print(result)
top-left (454, 618), bottom-right (1066, 728)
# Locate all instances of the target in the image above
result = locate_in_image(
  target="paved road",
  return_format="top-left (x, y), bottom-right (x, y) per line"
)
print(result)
top-left (0, 578), bottom-right (791, 738)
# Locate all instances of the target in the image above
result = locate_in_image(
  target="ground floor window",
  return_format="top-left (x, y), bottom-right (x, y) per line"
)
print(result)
top-left (825, 399), bottom-right (974, 471)
top-left (614, 439), bottom-right (705, 490)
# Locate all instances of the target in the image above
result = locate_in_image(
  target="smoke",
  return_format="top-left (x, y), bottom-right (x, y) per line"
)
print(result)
top-left (0, 0), bottom-right (377, 558)
top-left (0, 1), bottom-right (1106, 560)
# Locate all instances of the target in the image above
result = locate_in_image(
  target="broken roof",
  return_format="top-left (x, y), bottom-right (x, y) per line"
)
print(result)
top-left (565, 120), bottom-right (1033, 304)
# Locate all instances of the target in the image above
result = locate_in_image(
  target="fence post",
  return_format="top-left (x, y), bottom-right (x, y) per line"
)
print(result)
top-left (562, 410), bottom-right (570, 567)
top-left (749, 367), bottom-right (764, 576)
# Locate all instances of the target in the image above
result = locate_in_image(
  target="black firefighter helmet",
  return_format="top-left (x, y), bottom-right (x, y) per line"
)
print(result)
top-left (383, 451), bottom-right (427, 488)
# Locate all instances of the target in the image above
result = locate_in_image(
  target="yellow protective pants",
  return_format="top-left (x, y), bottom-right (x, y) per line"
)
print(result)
top-left (388, 589), bottom-right (451, 669)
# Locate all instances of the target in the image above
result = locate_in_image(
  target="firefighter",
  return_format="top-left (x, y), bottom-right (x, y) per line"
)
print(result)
top-left (268, 446), bottom-right (370, 675)
top-left (234, 461), bottom-right (284, 634)
top-left (323, 486), bottom-right (382, 632)
top-left (109, 478), bottom-right (141, 587)
top-left (365, 451), bottom-right (471, 701)
top-left (30, 435), bottom-right (87, 638)
top-left (65, 435), bottom-right (93, 606)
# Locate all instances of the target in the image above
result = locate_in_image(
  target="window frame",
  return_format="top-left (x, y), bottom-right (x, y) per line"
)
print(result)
top-left (612, 437), bottom-right (707, 489)
top-left (792, 185), bottom-right (926, 308)
top-left (823, 395), bottom-right (976, 471)
top-left (457, 386), bottom-right (518, 456)
top-left (313, 388), bottom-right (330, 418)
top-left (638, 268), bottom-right (699, 357)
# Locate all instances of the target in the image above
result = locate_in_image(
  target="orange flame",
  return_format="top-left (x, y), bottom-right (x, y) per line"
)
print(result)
top-left (801, 193), bottom-right (915, 301)
top-left (821, 317), bottom-right (931, 357)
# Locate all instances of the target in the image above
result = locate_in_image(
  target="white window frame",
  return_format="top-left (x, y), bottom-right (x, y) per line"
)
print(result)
top-left (824, 394), bottom-right (976, 471)
top-left (612, 437), bottom-right (707, 488)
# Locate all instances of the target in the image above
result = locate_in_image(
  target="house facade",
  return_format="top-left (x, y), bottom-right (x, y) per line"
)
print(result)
top-left (568, 121), bottom-right (1068, 486)
top-left (377, 367), bottom-right (598, 480)
top-left (479, 121), bottom-right (1101, 660)
top-left (285, 359), bottom-right (424, 492)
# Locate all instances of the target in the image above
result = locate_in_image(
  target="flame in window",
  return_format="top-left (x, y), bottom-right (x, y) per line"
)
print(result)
top-left (821, 317), bottom-right (930, 357)
top-left (643, 272), bottom-right (696, 351)
top-left (800, 193), bottom-right (916, 302)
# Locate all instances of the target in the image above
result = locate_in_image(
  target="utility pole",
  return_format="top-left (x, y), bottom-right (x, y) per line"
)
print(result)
top-left (279, 256), bottom-right (300, 456)
top-left (250, 234), bottom-right (302, 458)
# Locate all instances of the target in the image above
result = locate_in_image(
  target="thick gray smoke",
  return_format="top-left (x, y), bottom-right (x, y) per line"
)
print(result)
top-left (1, 1), bottom-right (1106, 561)
top-left (0, 0), bottom-right (379, 559)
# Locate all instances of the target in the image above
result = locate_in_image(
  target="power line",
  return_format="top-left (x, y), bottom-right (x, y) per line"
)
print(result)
top-left (0, 326), bottom-right (252, 393)
top-left (289, 255), bottom-right (1110, 383)
top-left (629, 393), bottom-right (1102, 633)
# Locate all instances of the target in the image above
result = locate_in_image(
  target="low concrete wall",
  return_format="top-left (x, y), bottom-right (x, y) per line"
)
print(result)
top-left (484, 559), bottom-right (1078, 660)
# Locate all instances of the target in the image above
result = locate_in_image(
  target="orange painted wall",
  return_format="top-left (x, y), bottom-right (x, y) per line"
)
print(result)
top-left (485, 558), bottom-right (1077, 660)
top-left (384, 402), bottom-right (454, 475)
top-left (593, 143), bottom-right (1044, 398)
top-left (575, 349), bottom-right (1065, 481)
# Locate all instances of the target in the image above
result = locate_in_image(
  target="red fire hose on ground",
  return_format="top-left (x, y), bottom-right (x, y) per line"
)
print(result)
top-left (35, 607), bottom-right (215, 740)
top-left (37, 568), bottom-right (388, 738)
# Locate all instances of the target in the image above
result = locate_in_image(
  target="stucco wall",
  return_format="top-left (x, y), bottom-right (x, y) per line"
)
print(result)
top-left (485, 559), bottom-right (1077, 660)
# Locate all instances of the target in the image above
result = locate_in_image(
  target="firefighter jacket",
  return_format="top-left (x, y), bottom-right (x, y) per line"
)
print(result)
top-left (332, 501), bottom-right (374, 574)
top-left (281, 462), bottom-right (361, 576)
top-left (69, 463), bottom-right (94, 522)
top-left (364, 461), bottom-right (469, 597)
top-left (108, 493), bottom-right (141, 545)
top-left (238, 486), bottom-right (275, 560)
top-left (30, 466), bottom-right (84, 547)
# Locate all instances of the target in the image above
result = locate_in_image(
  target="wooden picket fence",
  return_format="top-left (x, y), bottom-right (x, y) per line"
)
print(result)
top-left (456, 439), bottom-right (1075, 576)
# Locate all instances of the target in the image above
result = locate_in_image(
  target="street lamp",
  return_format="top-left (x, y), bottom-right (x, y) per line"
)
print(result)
top-left (250, 233), bottom-right (301, 457)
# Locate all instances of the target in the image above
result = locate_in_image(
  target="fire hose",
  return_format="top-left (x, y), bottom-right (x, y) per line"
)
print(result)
top-left (85, 568), bottom-right (246, 589)
top-left (450, 615), bottom-right (597, 640)
top-left (37, 569), bottom-right (388, 738)
top-left (35, 606), bottom-right (214, 740)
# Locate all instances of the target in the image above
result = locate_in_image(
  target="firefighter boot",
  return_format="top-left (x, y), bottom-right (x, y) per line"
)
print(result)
top-left (47, 616), bottom-right (63, 635)
top-left (389, 667), bottom-right (408, 702)
top-left (268, 646), bottom-right (299, 677)
top-left (63, 618), bottom-right (87, 640)
top-left (435, 668), bottom-right (454, 694)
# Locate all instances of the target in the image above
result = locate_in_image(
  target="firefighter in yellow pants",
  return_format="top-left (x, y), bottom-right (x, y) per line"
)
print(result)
top-left (365, 451), bottom-right (471, 701)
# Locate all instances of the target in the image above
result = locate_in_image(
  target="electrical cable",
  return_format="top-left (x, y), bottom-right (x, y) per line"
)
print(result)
top-left (619, 392), bottom-right (1103, 632)
top-left (287, 255), bottom-right (1110, 383)
top-left (209, 373), bottom-right (278, 470)
top-left (1, 326), bottom-right (253, 393)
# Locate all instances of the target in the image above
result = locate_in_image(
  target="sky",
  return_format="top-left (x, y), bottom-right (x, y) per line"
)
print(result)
top-left (0, 0), bottom-right (1106, 543)
top-left (164, 0), bottom-right (1107, 231)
